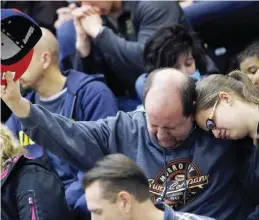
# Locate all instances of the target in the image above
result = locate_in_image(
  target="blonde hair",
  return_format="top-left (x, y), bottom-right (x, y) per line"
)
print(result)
top-left (1, 124), bottom-right (24, 169)
top-left (195, 70), bottom-right (259, 111)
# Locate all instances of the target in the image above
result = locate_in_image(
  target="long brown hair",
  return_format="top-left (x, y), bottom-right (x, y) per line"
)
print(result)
top-left (195, 70), bottom-right (259, 112)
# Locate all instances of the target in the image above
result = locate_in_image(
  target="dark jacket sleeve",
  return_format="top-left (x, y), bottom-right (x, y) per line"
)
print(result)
top-left (236, 139), bottom-right (259, 220)
top-left (79, 81), bottom-right (119, 121)
top-left (5, 114), bottom-right (19, 134)
top-left (16, 166), bottom-right (73, 220)
top-left (19, 103), bottom-right (114, 171)
top-left (82, 1), bottom-right (189, 88)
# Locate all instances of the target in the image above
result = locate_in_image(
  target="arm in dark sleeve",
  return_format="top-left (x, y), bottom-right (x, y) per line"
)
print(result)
top-left (80, 82), bottom-right (119, 121)
top-left (93, 1), bottom-right (186, 87)
top-left (19, 103), bottom-right (113, 171)
top-left (5, 114), bottom-right (19, 134)
top-left (73, 50), bottom-right (100, 74)
top-left (17, 168), bottom-right (72, 220)
top-left (236, 139), bottom-right (259, 219)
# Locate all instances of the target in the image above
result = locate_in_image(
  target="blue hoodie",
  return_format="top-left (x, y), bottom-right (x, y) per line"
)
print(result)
top-left (5, 70), bottom-right (118, 218)
top-left (18, 107), bottom-right (258, 220)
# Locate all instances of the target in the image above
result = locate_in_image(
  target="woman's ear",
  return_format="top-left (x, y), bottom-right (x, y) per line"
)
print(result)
top-left (218, 92), bottom-right (232, 105)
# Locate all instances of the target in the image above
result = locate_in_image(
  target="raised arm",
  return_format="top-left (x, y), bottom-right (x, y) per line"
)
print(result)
top-left (0, 73), bottom-right (112, 171)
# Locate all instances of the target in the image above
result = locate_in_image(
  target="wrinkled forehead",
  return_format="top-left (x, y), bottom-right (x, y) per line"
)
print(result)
top-left (146, 106), bottom-right (186, 128)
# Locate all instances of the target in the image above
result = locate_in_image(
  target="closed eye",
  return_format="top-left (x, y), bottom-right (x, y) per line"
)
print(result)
top-left (248, 67), bottom-right (258, 74)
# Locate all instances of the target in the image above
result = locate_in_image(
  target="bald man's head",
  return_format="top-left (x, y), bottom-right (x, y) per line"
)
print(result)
top-left (144, 68), bottom-right (195, 148)
top-left (34, 27), bottom-right (59, 65)
top-left (144, 68), bottom-right (196, 117)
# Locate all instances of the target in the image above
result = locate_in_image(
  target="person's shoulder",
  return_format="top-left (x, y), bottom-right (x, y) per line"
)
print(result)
top-left (16, 158), bottom-right (61, 188)
top-left (136, 0), bottom-right (179, 11)
top-left (82, 80), bottom-right (111, 93)
top-left (106, 110), bottom-right (146, 125)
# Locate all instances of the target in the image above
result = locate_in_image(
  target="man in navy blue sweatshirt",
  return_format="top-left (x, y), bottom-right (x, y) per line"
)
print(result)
top-left (5, 28), bottom-right (118, 220)
top-left (1, 68), bottom-right (258, 220)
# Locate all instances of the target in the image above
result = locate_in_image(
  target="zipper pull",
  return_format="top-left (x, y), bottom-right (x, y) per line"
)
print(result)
top-left (28, 196), bottom-right (33, 205)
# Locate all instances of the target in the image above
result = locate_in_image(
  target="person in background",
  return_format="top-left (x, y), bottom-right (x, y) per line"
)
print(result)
top-left (238, 41), bottom-right (259, 88)
top-left (2, 68), bottom-right (258, 220)
top-left (1, 124), bottom-right (73, 220)
top-left (1, 1), bottom-right (68, 33)
top-left (5, 27), bottom-right (118, 220)
top-left (56, 1), bottom-right (191, 111)
top-left (83, 153), bottom-right (215, 220)
top-left (135, 25), bottom-right (217, 102)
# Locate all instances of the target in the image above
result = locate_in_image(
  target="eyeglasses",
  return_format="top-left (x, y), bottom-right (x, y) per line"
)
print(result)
top-left (206, 99), bottom-right (219, 131)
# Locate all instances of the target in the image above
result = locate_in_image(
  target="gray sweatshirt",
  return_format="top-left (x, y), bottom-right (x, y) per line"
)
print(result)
top-left (19, 103), bottom-right (259, 220)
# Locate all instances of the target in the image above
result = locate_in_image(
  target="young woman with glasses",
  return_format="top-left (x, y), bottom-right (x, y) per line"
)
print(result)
top-left (194, 70), bottom-right (259, 146)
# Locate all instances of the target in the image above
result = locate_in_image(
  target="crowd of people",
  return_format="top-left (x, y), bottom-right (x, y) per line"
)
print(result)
top-left (1, 1), bottom-right (259, 220)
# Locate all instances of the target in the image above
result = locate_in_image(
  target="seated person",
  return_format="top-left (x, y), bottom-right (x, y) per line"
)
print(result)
top-left (238, 41), bottom-right (259, 88)
top-left (1, 124), bottom-right (73, 220)
top-left (195, 70), bottom-right (259, 146)
top-left (135, 24), bottom-right (217, 102)
top-left (82, 153), bottom-right (215, 220)
top-left (195, 70), bottom-right (259, 219)
top-left (55, 1), bottom-right (191, 111)
top-left (3, 67), bottom-right (258, 220)
top-left (6, 27), bottom-right (118, 220)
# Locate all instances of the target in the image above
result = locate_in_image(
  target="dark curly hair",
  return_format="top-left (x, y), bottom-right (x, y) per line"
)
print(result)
top-left (143, 25), bottom-right (207, 74)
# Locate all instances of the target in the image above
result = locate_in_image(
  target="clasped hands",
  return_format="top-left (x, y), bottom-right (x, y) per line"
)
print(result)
top-left (72, 5), bottom-right (103, 57)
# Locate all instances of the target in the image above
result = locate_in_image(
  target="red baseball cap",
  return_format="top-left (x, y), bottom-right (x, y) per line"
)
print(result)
top-left (1, 9), bottom-right (42, 85)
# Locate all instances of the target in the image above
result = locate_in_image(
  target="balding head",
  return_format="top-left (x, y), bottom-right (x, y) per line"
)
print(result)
top-left (34, 27), bottom-right (59, 65)
top-left (144, 68), bottom-right (195, 117)
top-left (144, 68), bottom-right (195, 148)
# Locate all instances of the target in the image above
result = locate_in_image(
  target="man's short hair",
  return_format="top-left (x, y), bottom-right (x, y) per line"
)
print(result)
top-left (82, 154), bottom-right (150, 203)
top-left (143, 68), bottom-right (196, 117)
top-left (237, 40), bottom-right (259, 64)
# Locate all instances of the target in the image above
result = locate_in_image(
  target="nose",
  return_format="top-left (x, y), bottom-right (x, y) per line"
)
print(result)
top-left (212, 129), bottom-right (222, 139)
top-left (157, 127), bottom-right (168, 140)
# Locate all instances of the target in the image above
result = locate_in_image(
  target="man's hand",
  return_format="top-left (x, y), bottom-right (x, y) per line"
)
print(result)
top-left (0, 72), bottom-right (30, 118)
top-left (72, 5), bottom-right (102, 38)
top-left (72, 5), bottom-right (102, 57)
top-left (73, 6), bottom-right (92, 57)
top-left (54, 3), bottom-right (77, 29)
top-left (81, 12), bottom-right (103, 38)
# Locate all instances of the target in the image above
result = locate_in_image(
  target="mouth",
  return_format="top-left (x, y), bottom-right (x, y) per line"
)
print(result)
top-left (225, 131), bottom-right (230, 139)
top-left (220, 129), bottom-right (227, 139)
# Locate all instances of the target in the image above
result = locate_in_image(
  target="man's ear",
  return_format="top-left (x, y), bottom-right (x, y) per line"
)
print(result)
top-left (41, 52), bottom-right (51, 69)
top-left (117, 191), bottom-right (132, 214)
top-left (218, 92), bottom-right (232, 105)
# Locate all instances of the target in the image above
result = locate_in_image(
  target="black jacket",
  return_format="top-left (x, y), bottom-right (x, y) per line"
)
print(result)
top-left (74, 1), bottom-right (191, 96)
top-left (1, 156), bottom-right (73, 220)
